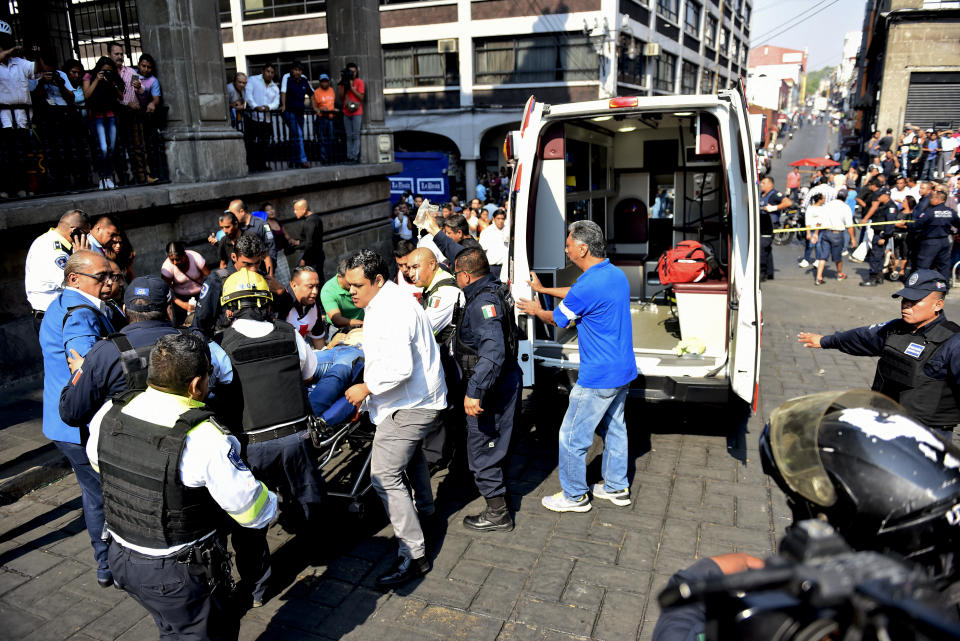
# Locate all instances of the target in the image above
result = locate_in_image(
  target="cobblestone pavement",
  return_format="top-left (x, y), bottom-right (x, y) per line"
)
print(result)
top-left (3, 124), bottom-right (957, 640)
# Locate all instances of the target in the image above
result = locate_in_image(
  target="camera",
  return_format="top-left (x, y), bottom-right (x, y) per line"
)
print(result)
top-left (658, 520), bottom-right (960, 641)
top-left (339, 67), bottom-right (355, 85)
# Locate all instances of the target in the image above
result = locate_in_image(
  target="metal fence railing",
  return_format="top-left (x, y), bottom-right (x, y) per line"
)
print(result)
top-left (230, 107), bottom-right (350, 171)
top-left (0, 103), bottom-right (168, 200)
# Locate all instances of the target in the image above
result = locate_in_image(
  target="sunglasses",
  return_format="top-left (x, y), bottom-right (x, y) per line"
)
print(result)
top-left (76, 271), bottom-right (116, 283)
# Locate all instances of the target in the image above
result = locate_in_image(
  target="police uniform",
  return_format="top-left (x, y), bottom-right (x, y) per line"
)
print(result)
top-left (908, 202), bottom-right (960, 281)
top-left (819, 270), bottom-right (960, 432)
top-left (59, 276), bottom-right (235, 428)
top-left (86, 386), bottom-right (277, 641)
top-left (863, 192), bottom-right (897, 283)
top-left (24, 228), bottom-right (74, 324)
top-left (758, 188), bottom-right (783, 280)
top-left (241, 216), bottom-right (277, 267)
top-left (193, 266), bottom-right (236, 337)
top-left (419, 267), bottom-right (465, 468)
top-left (212, 271), bottom-right (320, 604)
top-left (456, 273), bottom-right (522, 531)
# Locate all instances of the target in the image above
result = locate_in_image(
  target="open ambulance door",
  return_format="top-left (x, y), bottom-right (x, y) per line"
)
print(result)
top-left (725, 82), bottom-right (761, 408)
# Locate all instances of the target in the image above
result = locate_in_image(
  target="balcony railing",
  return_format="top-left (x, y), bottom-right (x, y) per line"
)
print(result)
top-left (0, 104), bottom-right (169, 200)
top-left (230, 107), bottom-right (349, 171)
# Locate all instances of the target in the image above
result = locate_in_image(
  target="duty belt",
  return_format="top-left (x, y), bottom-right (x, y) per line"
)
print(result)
top-left (244, 417), bottom-right (310, 445)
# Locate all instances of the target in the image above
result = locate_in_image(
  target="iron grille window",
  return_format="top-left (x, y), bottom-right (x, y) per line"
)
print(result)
top-left (474, 34), bottom-right (596, 85)
top-left (700, 68), bottom-right (713, 93)
top-left (684, 1), bottom-right (701, 37)
top-left (657, 0), bottom-right (679, 23)
top-left (681, 60), bottom-right (698, 94)
top-left (383, 43), bottom-right (459, 88)
top-left (246, 50), bottom-right (330, 85)
top-left (617, 35), bottom-right (646, 86)
top-left (653, 51), bottom-right (676, 92)
top-left (241, 0), bottom-right (325, 19)
top-left (704, 14), bottom-right (718, 48)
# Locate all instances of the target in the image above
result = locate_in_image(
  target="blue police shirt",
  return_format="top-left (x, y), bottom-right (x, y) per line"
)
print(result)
top-left (820, 314), bottom-right (960, 383)
top-left (460, 274), bottom-right (519, 401)
top-left (907, 204), bottom-right (960, 241)
top-left (552, 259), bottom-right (637, 389)
top-left (40, 289), bottom-right (115, 443)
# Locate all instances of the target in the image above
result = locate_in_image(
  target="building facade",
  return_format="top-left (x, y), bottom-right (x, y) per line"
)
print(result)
top-left (745, 44), bottom-right (807, 115)
top-left (221, 0), bottom-right (753, 194)
top-left (854, 0), bottom-right (960, 135)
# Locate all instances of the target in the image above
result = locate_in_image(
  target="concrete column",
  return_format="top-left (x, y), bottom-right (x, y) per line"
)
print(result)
top-left (327, 0), bottom-right (394, 164)
top-left (458, 0), bottom-right (473, 108)
top-left (136, 0), bottom-right (247, 183)
top-left (229, 0), bottom-right (247, 74)
top-left (464, 158), bottom-right (477, 201)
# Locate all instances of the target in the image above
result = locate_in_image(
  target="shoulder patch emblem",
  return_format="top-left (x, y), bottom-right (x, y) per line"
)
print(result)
top-left (199, 283), bottom-right (209, 299)
top-left (55, 255), bottom-right (68, 269)
top-left (227, 446), bottom-right (249, 471)
top-left (430, 296), bottom-right (441, 308)
top-left (481, 304), bottom-right (497, 319)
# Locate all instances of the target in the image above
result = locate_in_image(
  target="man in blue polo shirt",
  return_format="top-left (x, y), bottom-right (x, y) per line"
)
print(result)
top-left (517, 220), bottom-right (637, 512)
top-left (280, 60), bottom-right (313, 169)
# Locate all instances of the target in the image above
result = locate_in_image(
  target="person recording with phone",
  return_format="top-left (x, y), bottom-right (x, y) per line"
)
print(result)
top-left (24, 209), bottom-right (92, 331)
top-left (337, 62), bottom-right (364, 163)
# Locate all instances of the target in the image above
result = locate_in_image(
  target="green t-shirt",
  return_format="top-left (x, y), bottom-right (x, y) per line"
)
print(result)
top-left (319, 275), bottom-right (364, 323)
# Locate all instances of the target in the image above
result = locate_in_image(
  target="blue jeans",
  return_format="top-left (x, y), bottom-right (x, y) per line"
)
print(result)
top-left (315, 116), bottom-right (334, 164)
top-left (55, 440), bottom-right (111, 580)
top-left (922, 155), bottom-right (937, 180)
top-left (558, 383), bottom-right (630, 499)
top-left (92, 116), bottom-right (116, 179)
top-left (309, 345), bottom-right (363, 417)
top-left (344, 113), bottom-right (361, 161)
top-left (803, 235), bottom-right (817, 262)
top-left (283, 111), bottom-right (307, 164)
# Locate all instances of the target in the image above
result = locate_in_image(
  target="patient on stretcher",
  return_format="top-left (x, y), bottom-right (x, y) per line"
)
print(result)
top-left (308, 328), bottom-right (364, 426)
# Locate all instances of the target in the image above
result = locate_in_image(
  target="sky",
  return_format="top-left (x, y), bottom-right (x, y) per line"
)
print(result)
top-left (748, 0), bottom-right (866, 71)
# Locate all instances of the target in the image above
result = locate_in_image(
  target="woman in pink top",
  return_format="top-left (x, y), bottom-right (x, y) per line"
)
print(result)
top-left (160, 241), bottom-right (210, 326)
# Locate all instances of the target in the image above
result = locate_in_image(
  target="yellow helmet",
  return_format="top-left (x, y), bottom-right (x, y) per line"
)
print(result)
top-left (220, 270), bottom-right (273, 308)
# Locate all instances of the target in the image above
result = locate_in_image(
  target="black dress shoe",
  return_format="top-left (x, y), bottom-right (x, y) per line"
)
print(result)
top-left (98, 575), bottom-right (114, 589)
top-left (859, 277), bottom-right (881, 287)
top-left (376, 555), bottom-right (430, 589)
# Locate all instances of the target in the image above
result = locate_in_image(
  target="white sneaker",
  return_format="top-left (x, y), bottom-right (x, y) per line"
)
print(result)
top-left (98, 179), bottom-right (107, 190)
top-left (591, 483), bottom-right (631, 506)
top-left (541, 491), bottom-right (591, 513)
top-left (798, 259), bottom-right (810, 268)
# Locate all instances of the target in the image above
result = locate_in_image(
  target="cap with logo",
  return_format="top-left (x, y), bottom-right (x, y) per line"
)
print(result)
top-left (892, 269), bottom-right (948, 301)
top-left (124, 275), bottom-right (172, 311)
top-left (318, 73), bottom-right (330, 81)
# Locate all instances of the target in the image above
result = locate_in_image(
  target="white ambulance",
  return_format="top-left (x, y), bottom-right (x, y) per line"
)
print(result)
top-left (504, 86), bottom-right (761, 410)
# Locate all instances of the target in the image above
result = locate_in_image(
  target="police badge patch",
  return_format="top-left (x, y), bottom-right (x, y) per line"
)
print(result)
top-left (908, 273), bottom-right (919, 286)
top-left (199, 283), bottom-right (209, 299)
top-left (55, 255), bottom-right (68, 269)
top-left (227, 447), bottom-right (249, 471)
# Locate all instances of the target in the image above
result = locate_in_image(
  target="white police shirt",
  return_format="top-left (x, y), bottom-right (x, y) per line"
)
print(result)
top-left (422, 269), bottom-right (464, 336)
top-left (24, 228), bottom-right (73, 311)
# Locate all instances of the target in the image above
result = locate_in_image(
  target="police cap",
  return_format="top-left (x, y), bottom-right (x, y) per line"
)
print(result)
top-left (892, 269), bottom-right (949, 301)
top-left (124, 275), bottom-right (171, 312)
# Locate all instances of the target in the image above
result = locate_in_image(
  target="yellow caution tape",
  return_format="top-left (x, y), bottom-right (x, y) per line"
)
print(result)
top-left (772, 220), bottom-right (912, 234)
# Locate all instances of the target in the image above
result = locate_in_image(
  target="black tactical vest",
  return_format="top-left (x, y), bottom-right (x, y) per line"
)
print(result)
top-left (421, 275), bottom-right (459, 349)
top-left (107, 328), bottom-right (191, 393)
top-left (98, 391), bottom-right (222, 548)
top-left (455, 281), bottom-right (519, 383)
top-left (218, 320), bottom-right (311, 433)
top-left (873, 319), bottom-right (960, 427)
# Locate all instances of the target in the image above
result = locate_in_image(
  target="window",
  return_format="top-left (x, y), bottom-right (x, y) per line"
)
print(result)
top-left (246, 50), bottom-right (329, 85)
top-left (681, 60), bottom-right (698, 94)
top-left (744, 3), bottom-right (751, 23)
top-left (730, 37), bottom-right (739, 63)
top-left (704, 14), bottom-right (718, 48)
top-left (720, 27), bottom-right (730, 56)
top-left (653, 51), bottom-right (677, 92)
top-left (618, 35), bottom-right (646, 86)
top-left (384, 43), bottom-right (459, 88)
top-left (684, 1), bottom-right (701, 37)
top-left (657, 0), bottom-right (680, 23)
top-left (241, 0), bottom-right (325, 19)
top-left (220, 0), bottom-right (232, 22)
top-left (700, 68), bottom-right (714, 93)
top-left (475, 34), bottom-right (596, 85)
top-left (741, 46), bottom-right (748, 66)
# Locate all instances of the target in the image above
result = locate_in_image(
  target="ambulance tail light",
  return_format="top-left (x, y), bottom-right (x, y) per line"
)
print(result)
top-left (609, 97), bottom-right (639, 109)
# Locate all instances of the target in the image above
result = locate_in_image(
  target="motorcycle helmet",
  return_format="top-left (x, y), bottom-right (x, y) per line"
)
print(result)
top-left (760, 390), bottom-right (960, 582)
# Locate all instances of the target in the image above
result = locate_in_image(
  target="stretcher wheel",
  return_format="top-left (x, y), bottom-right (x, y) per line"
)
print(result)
top-left (348, 501), bottom-right (365, 515)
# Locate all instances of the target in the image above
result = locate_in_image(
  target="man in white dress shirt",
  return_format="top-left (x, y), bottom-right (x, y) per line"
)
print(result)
top-left (343, 249), bottom-right (447, 588)
top-left (243, 63), bottom-right (280, 172)
top-left (478, 208), bottom-right (508, 280)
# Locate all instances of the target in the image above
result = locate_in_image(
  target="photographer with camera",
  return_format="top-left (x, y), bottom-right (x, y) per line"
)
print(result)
top-left (337, 62), bottom-right (364, 163)
top-left (653, 390), bottom-right (960, 641)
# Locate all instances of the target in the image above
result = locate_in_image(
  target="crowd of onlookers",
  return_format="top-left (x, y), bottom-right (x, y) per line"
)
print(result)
top-left (0, 23), bottom-right (165, 198)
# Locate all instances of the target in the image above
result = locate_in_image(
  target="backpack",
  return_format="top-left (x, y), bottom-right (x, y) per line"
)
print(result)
top-left (657, 240), bottom-right (708, 285)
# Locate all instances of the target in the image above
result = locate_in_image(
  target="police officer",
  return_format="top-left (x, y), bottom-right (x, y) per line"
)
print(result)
top-left (759, 177), bottom-right (792, 281)
top-left (85, 333), bottom-right (277, 641)
top-left (452, 247), bottom-right (522, 532)
top-left (908, 189), bottom-right (960, 281)
top-left (227, 199), bottom-right (276, 276)
top-left (59, 275), bottom-right (233, 428)
top-left (406, 246), bottom-right (465, 469)
top-left (194, 234), bottom-right (281, 337)
top-left (213, 270), bottom-right (319, 606)
top-left (860, 187), bottom-right (898, 287)
top-left (24, 209), bottom-right (90, 330)
top-left (798, 269), bottom-right (960, 433)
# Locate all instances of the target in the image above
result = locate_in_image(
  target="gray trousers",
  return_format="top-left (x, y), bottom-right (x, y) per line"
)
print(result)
top-left (370, 408), bottom-right (439, 560)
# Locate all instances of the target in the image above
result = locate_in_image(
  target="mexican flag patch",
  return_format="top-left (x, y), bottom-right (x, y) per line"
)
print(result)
top-left (481, 304), bottom-right (497, 319)
top-left (429, 297), bottom-right (441, 308)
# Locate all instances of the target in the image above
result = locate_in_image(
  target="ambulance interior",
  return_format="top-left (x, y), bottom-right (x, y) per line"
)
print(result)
top-left (525, 111), bottom-right (733, 376)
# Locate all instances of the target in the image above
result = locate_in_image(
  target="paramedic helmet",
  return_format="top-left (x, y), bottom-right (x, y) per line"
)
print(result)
top-left (220, 270), bottom-right (273, 309)
top-left (759, 390), bottom-right (960, 582)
